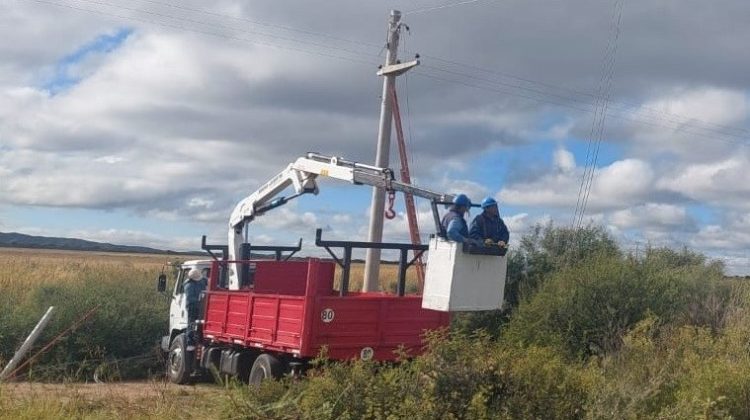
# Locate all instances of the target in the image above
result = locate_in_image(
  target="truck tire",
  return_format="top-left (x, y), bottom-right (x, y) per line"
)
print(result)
top-left (167, 333), bottom-right (192, 384)
top-left (248, 353), bottom-right (283, 385)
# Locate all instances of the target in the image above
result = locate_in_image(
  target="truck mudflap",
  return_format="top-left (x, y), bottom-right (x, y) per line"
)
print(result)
top-left (160, 335), bottom-right (171, 352)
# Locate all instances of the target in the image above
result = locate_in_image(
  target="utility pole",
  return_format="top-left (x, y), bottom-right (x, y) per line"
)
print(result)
top-left (363, 10), bottom-right (419, 292)
top-left (0, 306), bottom-right (55, 381)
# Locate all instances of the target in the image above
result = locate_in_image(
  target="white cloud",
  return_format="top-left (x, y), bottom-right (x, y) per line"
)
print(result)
top-left (66, 228), bottom-right (199, 251)
top-left (553, 148), bottom-right (575, 172)
top-left (609, 204), bottom-right (689, 229)
top-left (591, 159), bottom-right (654, 207)
top-left (94, 155), bottom-right (126, 164)
top-left (658, 154), bottom-right (750, 208)
top-left (644, 88), bottom-right (747, 127)
top-left (1, 0), bottom-right (750, 273)
top-left (440, 178), bottom-right (490, 203)
top-left (500, 151), bottom-right (655, 212)
top-left (615, 87), bottom-right (749, 162)
top-left (255, 207), bottom-right (317, 231)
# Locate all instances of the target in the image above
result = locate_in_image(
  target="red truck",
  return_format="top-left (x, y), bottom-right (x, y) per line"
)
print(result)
top-left (165, 254), bottom-right (448, 384)
top-left (158, 154), bottom-right (458, 384)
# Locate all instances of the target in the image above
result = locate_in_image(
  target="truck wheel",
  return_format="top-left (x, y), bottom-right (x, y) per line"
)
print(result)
top-left (248, 353), bottom-right (283, 385)
top-left (167, 333), bottom-right (192, 384)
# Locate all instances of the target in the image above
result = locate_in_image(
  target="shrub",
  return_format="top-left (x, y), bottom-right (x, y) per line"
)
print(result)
top-left (225, 331), bottom-right (593, 419)
top-left (503, 248), bottom-right (729, 359)
top-left (454, 223), bottom-right (620, 338)
top-left (586, 308), bottom-right (750, 419)
top-left (0, 257), bottom-right (168, 380)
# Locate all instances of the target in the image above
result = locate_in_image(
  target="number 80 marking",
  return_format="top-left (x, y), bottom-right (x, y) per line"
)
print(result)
top-left (321, 308), bottom-right (335, 323)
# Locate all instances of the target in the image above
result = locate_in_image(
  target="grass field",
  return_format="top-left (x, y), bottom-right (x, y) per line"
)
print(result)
top-left (0, 247), bottom-right (420, 419)
top-left (5, 228), bottom-right (750, 419)
top-left (0, 247), bottom-right (416, 380)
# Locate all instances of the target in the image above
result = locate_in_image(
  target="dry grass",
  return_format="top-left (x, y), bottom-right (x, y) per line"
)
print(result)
top-left (0, 247), bottom-right (421, 293)
top-left (335, 262), bottom-right (423, 294)
top-left (0, 380), bottom-right (224, 419)
top-left (0, 247), bottom-right (425, 418)
top-left (0, 248), bottom-right (167, 290)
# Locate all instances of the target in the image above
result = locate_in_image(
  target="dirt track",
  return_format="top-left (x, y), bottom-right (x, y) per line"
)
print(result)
top-left (1, 380), bottom-right (217, 401)
top-left (0, 381), bottom-right (227, 418)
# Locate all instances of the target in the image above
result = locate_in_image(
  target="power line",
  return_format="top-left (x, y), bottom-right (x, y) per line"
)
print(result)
top-left (401, 30), bottom-right (420, 179)
top-left (573, 0), bottom-right (624, 231)
top-left (416, 62), bottom-right (750, 146)
top-left (414, 66), bottom-right (750, 150)
top-left (63, 0), bottom-right (378, 62)
top-left (411, 53), bottom-right (750, 141)
top-left (21, 0), bottom-right (750, 147)
top-left (24, 0), bottom-right (382, 68)
top-left (405, 0), bottom-right (492, 15)
top-left (132, 0), bottom-right (384, 51)
top-left (133, 0), bottom-right (695, 135)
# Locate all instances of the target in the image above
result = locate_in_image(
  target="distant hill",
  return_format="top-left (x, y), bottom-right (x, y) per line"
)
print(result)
top-left (0, 231), bottom-right (403, 263)
top-left (0, 231), bottom-right (182, 254)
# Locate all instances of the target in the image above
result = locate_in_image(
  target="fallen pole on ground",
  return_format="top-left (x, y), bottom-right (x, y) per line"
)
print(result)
top-left (0, 306), bottom-right (56, 382)
top-left (2, 305), bottom-right (100, 381)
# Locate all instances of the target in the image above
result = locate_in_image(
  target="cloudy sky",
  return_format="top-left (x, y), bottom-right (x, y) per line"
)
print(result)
top-left (1, 0), bottom-right (749, 273)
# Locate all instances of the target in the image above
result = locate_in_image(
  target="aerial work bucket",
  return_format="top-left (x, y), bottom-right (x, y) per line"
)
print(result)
top-left (422, 237), bottom-right (507, 312)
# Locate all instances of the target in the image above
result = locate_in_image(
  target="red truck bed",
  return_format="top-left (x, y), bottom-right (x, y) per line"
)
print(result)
top-left (202, 258), bottom-right (449, 361)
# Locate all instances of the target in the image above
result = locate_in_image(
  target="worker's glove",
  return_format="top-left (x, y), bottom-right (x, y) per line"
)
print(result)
top-left (484, 239), bottom-right (495, 247)
top-left (497, 241), bottom-right (508, 248)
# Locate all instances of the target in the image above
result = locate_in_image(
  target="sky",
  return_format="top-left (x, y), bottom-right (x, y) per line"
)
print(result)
top-left (1, 0), bottom-right (749, 273)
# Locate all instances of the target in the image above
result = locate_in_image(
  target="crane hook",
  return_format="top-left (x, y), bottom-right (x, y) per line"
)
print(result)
top-left (385, 191), bottom-right (397, 219)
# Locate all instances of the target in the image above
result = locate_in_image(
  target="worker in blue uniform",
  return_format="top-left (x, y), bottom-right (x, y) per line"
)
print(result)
top-left (184, 268), bottom-right (206, 351)
top-left (470, 197), bottom-right (509, 249)
top-left (441, 194), bottom-right (476, 244)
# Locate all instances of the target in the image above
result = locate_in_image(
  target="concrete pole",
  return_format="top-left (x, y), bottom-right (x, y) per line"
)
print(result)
top-left (363, 10), bottom-right (402, 292)
top-left (0, 306), bottom-right (55, 381)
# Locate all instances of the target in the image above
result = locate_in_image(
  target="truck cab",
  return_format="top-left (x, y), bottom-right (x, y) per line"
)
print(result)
top-left (159, 260), bottom-right (212, 352)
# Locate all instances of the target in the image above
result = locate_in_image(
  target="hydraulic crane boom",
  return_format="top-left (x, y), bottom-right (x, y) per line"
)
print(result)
top-left (226, 153), bottom-right (452, 289)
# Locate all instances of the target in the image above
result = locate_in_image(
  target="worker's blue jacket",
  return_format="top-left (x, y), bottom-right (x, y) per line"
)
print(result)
top-left (184, 279), bottom-right (206, 305)
top-left (441, 208), bottom-right (470, 243)
top-left (469, 212), bottom-right (510, 243)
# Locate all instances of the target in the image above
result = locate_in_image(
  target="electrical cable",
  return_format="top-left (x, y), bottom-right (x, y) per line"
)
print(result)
top-left (405, 0), bottom-right (492, 15)
top-left (417, 64), bottom-right (750, 146)
top-left (23, 0), bottom-right (382, 68)
top-left (408, 53), bottom-right (750, 141)
top-left (131, 0), bottom-right (385, 51)
top-left (21, 0), bottom-right (750, 148)
top-left (62, 0), bottom-right (379, 62)
top-left (569, 0), bottom-right (624, 244)
top-left (576, 0), bottom-right (624, 230)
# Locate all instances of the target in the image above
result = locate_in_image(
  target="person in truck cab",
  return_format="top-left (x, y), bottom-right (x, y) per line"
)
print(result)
top-left (441, 194), bottom-right (476, 244)
top-left (184, 268), bottom-right (206, 351)
top-left (200, 268), bottom-right (210, 288)
top-left (469, 197), bottom-right (509, 250)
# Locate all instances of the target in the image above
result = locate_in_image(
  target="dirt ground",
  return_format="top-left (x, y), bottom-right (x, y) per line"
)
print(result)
top-left (0, 380), bottom-right (227, 418)
top-left (1, 380), bottom-right (215, 401)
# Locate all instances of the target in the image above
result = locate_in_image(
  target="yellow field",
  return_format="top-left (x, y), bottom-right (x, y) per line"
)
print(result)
top-left (0, 381), bottom-right (226, 419)
top-left (0, 247), bottom-right (420, 292)
top-left (0, 247), bottom-right (424, 419)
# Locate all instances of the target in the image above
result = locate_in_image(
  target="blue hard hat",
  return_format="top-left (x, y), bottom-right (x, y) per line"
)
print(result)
top-left (481, 197), bottom-right (498, 209)
top-left (453, 194), bottom-right (472, 207)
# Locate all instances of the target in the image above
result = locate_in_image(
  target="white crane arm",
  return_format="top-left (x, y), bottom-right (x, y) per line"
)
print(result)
top-left (226, 153), bottom-right (452, 289)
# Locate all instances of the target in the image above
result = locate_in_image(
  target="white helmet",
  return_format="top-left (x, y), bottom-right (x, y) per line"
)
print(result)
top-left (187, 268), bottom-right (202, 281)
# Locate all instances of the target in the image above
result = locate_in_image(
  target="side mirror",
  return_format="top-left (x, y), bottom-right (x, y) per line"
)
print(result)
top-left (157, 274), bottom-right (167, 292)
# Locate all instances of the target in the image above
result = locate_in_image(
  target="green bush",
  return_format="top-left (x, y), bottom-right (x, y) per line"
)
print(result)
top-left (0, 260), bottom-right (168, 380)
top-left (454, 223), bottom-right (620, 337)
top-left (503, 245), bottom-right (731, 360)
top-left (586, 307), bottom-right (750, 419)
top-left (225, 331), bottom-right (593, 419)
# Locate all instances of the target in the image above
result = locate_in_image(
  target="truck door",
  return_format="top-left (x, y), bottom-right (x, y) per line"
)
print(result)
top-left (169, 267), bottom-right (190, 334)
